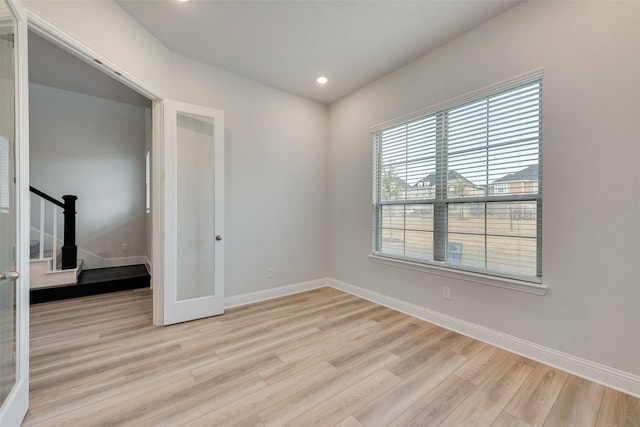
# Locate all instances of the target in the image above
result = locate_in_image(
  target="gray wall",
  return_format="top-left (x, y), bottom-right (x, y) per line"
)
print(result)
top-left (30, 83), bottom-right (149, 266)
top-left (170, 53), bottom-right (329, 298)
top-left (328, 1), bottom-right (640, 376)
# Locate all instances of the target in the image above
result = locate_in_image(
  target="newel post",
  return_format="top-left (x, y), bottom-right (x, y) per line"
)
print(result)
top-left (61, 195), bottom-right (78, 270)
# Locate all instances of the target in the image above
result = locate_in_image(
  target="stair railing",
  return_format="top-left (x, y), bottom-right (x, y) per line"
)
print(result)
top-left (30, 186), bottom-right (77, 270)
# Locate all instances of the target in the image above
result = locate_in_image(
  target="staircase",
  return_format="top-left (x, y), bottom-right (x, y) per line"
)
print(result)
top-left (30, 186), bottom-right (81, 289)
top-left (29, 186), bottom-right (151, 303)
top-left (29, 240), bottom-right (83, 288)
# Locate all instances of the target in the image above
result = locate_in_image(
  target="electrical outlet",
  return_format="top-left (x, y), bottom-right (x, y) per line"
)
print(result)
top-left (121, 243), bottom-right (128, 252)
top-left (442, 286), bottom-right (451, 300)
top-left (267, 268), bottom-right (275, 278)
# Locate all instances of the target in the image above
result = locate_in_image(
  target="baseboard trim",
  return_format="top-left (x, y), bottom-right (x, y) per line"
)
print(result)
top-left (79, 251), bottom-right (147, 270)
top-left (143, 257), bottom-right (152, 274)
top-left (224, 278), bottom-right (327, 309)
top-left (328, 278), bottom-right (640, 398)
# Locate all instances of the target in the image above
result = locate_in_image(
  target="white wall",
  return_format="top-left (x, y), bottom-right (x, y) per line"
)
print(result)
top-left (29, 83), bottom-right (149, 267)
top-left (169, 54), bottom-right (328, 298)
top-left (24, 0), bottom-right (169, 97)
top-left (328, 1), bottom-right (640, 377)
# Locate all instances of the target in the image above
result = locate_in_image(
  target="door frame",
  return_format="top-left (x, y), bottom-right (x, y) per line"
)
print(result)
top-left (24, 1), bottom-right (228, 327)
top-left (23, 7), bottom-right (171, 333)
top-left (25, 10), bottom-right (167, 294)
top-left (0, 0), bottom-right (30, 423)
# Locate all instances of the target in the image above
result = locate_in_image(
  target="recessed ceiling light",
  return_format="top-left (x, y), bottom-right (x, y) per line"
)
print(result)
top-left (316, 76), bottom-right (328, 85)
top-left (177, 0), bottom-right (189, 2)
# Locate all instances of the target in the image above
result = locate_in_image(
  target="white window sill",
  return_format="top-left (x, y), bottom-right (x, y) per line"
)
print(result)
top-left (369, 253), bottom-right (547, 296)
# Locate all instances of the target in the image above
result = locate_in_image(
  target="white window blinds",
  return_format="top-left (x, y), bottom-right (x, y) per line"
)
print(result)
top-left (373, 79), bottom-right (542, 281)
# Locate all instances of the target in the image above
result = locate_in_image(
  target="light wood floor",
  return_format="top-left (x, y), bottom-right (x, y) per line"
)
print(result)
top-left (23, 287), bottom-right (639, 426)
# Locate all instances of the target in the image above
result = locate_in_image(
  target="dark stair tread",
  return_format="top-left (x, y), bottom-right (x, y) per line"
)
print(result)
top-left (31, 264), bottom-right (150, 304)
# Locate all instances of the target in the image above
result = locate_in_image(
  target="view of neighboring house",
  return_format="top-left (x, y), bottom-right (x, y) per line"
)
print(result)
top-left (404, 166), bottom-right (539, 200)
top-left (384, 167), bottom-right (537, 220)
top-left (382, 169), bottom-right (487, 202)
top-left (489, 164), bottom-right (539, 196)
top-left (409, 170), bottom-right (486, 199)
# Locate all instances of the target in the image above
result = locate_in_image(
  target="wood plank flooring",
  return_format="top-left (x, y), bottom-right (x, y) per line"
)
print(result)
top-left (23, 287), bottom-right (640, 426)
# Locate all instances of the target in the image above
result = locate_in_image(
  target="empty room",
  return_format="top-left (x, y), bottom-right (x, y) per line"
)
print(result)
top-left (1, 0), bottom-right (639, 426)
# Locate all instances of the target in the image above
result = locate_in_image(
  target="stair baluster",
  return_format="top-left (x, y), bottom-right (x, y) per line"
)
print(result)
top-left (30, 186), bottom-right (77, 270)
top-left (52, 205), bottom-right (57, 272)
top-left (38, 197), bottom-right (45, 260)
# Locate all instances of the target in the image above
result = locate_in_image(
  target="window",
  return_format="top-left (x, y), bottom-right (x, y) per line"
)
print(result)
top-left (145, 149), bottom-right (151, 213)
top-left (494, 183), bottom-right (509, 194)
top-left (373, 78), bottom-right (542, 282)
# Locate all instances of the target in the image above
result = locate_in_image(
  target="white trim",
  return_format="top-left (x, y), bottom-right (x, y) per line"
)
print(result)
top-left (369, 254), bottom-right (547, 295)
top-left (151, 100), bottom-right (164, 325)
top-left (327, 278), bottom-right (640, 398)
top-left (25, 8), bottom-right (164, 101)
top-left (224, 278), bottom-right (327, 309)
top-left (371, 68), bottom-right (544, 132)
top-left (143, 257), bottom-right (152, 290)
top-left (77, 251), bottom-right (147, 269)
top-left (29, 259), bottom-right (83, 288)
top-left (0, 0), bottom-right (30, 424)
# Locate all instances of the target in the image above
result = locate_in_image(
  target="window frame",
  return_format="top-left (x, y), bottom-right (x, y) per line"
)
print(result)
top-left (371, 70), bottom-right (545, 294)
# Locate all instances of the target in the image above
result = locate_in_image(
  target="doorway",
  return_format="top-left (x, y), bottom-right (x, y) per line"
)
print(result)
top-left (28, 30), bottom-right (153, 294)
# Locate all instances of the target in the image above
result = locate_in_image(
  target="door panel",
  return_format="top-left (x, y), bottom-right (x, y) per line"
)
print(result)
top-left (0, 7), bottom-right (17, 406)
top-left (0, 0), bottom-right (28, 424)
top-left (176, 112), bottom-right (215, 301)
top-left (161, 101), bottom-right (224, 325)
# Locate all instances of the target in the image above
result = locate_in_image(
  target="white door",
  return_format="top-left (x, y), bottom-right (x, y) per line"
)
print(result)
top-left (157, 100), bottom-right (225, 325)
top-left (0, 0), bottom-right (28, 424)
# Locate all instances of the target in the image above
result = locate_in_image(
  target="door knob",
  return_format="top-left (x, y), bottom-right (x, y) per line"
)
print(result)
top-left (0, 271), bottom-right (20, 281)
top-left (215, 235), bottom-right (222, 241)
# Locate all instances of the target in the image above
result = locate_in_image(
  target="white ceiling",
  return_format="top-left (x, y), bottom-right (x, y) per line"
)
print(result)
top-left (116, 0), bottom-right (520, 105)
